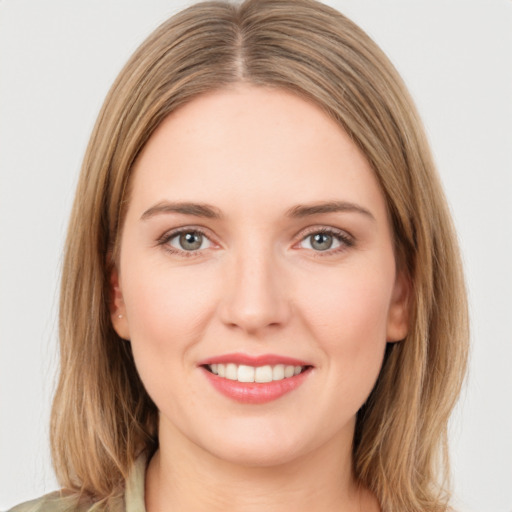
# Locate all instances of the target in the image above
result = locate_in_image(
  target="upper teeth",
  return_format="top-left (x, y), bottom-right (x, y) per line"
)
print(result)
top-left (209, 363), bottom-right (303, 383)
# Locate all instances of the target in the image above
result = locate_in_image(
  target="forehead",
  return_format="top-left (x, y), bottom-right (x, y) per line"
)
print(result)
top-left (128, 85), bottom-right (386, 220)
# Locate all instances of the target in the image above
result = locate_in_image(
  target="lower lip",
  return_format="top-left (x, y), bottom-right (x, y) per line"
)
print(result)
top-left (202, 367), bottom-right (311, 404)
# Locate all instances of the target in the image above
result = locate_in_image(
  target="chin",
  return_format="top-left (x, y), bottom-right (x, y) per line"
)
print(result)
top-left (193, 417), bottom-right (319, 468)
top-left (208, 439), bottom-right (305, 468)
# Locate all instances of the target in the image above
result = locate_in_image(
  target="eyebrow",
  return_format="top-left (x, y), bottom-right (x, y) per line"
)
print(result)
top-left (141, 201), bottom-right (223, 220)
top-left (285, 201), bottom-right (375, 221)
top-left (140, 200), bottom-right (375, 222)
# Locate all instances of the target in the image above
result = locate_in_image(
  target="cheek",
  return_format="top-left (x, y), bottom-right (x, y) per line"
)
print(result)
top-left (298, 262), bottom-right (394, 376)
top-left (120, 256), bottom-right (219, 363)
top-left (120, 257), bottom-right (223, 417)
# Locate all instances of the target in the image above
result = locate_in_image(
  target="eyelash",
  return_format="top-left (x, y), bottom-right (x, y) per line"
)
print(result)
top-left (157, 226), bottom-right (355, 258)
top-left (157, 227), bottom-right (212, 258)
top-left (297, 227), bottom-right (355, 257)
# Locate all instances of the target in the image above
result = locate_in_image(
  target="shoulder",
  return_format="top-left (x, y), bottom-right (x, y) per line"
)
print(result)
top-left (8, 492), bottom-right (85, 512)
top-left (7, 454), bottom-right (147, 512)
top-left (7, 491), bottom-right (125, 512)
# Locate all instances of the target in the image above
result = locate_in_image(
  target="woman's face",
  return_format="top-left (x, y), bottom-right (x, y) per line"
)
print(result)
top-left (112, 85), bottom-right (408, 467)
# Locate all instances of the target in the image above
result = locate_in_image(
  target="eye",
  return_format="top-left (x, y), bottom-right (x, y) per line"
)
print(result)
top-left (298, 228), bottom-right (353, 253)
top-left (300, 232), bottom-right (340, 251)
top-left (167, 230), bottom-right (212, 252)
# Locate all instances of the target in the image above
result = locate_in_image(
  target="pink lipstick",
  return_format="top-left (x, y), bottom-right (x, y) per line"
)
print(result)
top-left (198, 353), bottom-right (312, 404)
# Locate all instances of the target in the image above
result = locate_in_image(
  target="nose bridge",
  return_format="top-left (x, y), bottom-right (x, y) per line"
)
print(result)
top-left (219, 237), bottom-right (290, 334)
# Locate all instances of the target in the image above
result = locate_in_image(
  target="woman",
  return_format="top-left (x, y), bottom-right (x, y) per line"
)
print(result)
top-left (10, 0), bottom-right (468, 511)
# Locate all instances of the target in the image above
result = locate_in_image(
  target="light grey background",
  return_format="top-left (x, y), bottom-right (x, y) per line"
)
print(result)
top-left (1, 1), bottom-right (511, 510)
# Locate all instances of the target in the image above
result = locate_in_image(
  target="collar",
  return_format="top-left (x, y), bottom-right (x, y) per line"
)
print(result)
top-left (125, 454), bottom-right (148, 512)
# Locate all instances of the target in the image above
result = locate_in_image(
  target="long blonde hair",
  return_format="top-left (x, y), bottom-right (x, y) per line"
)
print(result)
top-left (51, 1), bottom-right (469, 510)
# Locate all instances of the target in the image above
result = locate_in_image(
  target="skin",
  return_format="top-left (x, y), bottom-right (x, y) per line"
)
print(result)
top-left (111, 85), bottom-right (409, 512)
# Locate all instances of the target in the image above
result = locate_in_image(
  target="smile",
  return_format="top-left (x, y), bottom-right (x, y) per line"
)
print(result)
top-left (199, 354), bottom-right (313, 404)
top-left (207, 363), bottom-right (304, 383)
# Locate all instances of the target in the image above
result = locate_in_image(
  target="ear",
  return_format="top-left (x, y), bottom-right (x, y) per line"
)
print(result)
top-left (110, 267), bottom-right (130, 340)
top-left (386, 270), bottom-right (411, 343)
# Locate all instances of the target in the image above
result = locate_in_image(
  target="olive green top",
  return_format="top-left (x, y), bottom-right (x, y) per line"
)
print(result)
top-left (8, 456), bottom-right (147, 512)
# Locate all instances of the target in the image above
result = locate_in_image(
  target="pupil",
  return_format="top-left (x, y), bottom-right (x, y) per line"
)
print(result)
top-left (180, 232), bottom-right (202, 250)
top-left (311, 233), bottom-right (332, 251)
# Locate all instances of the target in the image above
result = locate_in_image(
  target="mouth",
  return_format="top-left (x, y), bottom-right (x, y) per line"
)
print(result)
top-left (203, 363), bottom-right (309, 383)
top-left (199, 354), bottom-right (313, 404)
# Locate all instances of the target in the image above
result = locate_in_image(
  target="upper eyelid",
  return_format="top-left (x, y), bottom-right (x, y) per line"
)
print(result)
top-left (159, 225), bottom-right (215, 242)
top-left (295, 225), bottom-right (353, 240)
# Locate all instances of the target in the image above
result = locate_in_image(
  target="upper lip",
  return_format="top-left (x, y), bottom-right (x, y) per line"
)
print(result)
top-left (198, 353), bottom-right (312, 367)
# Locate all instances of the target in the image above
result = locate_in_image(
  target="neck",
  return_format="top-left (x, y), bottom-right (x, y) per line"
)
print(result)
top-left (145, 421), bottom-right (379, 512)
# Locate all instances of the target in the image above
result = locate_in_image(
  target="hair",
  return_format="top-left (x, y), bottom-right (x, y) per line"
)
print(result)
top-left (51, 1), bottom-right (469, 510)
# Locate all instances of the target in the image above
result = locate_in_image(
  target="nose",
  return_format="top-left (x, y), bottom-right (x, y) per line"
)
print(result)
top-left (218, 246), bottom-right (291, 336)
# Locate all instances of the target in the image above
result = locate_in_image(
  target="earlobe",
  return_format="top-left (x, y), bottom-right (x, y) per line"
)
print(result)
top-left (386, 271), bottom-right (411, 343)
top-left (110, 267), bottom-right (130, 340)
